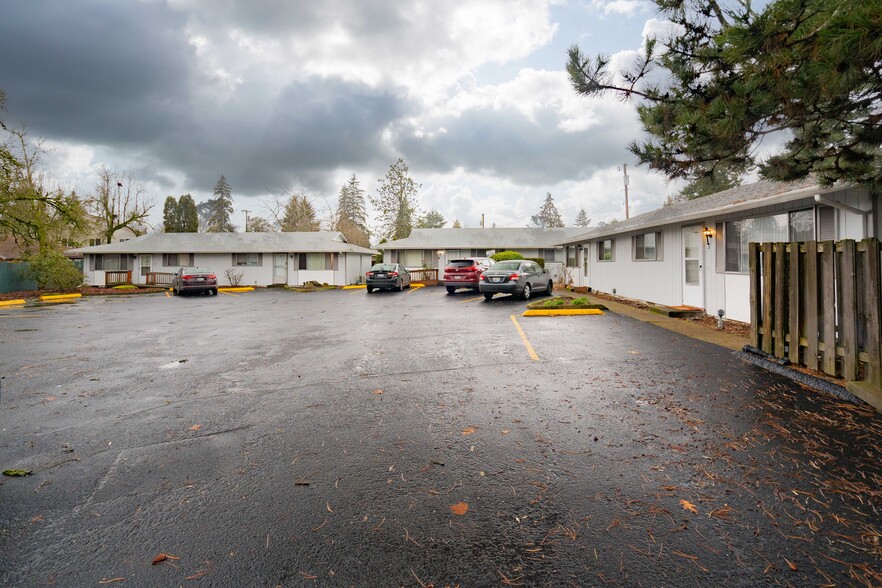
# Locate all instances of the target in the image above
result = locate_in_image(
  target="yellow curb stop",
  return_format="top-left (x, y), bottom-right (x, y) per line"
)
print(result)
top-left (522, 309), bottom-right (605, 317)
top-left (39, 293), bottom-right (82, 302)
top-left (218, 287), bottom-right (254, 293)
top-left (342, 284), bottom-right (366, 290)
top-left (0, 299), bottom-right (27, 307)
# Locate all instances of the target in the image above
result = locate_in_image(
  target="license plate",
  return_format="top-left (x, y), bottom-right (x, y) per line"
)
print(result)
top-left (454, 276), bottom-right (462, 280)
top-left (196, 277), bottom-right (204, 281)
top-left (376, 274), bottom-right (386, 278)
top-left (490, 277), bottom-right (502, 283)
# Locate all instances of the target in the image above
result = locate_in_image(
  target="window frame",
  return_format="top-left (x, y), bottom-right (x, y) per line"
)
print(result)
top-left (232, 253), bottom-right (262, 267)
top-left (633, 232), bottom-right (661, 261)
top-left (597, 239), bottom-right (614, 262)
top-left (723, 209), bottom-right (815, 274)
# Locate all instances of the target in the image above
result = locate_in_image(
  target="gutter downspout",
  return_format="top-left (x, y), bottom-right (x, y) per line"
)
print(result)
top-left (814, 194), bottom-right (869, 237)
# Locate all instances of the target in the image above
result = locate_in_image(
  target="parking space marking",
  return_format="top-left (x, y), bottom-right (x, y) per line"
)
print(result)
top-left (457, 296), bottom-right (484, 303)
top-left (165, 291), bottom-right (171, 297)
top-left (405, 284), bottom-right (426, 294)
top-left (219, 291), bottom-right (239, 297)
top-left (510, 315), bottom-right (539, 361)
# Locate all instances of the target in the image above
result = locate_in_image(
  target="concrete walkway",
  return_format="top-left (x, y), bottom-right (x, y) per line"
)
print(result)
top-left (593, 295), bottom-right (748, 351)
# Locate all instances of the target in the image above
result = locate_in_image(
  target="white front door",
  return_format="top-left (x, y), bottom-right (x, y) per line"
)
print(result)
top-left (273, 253), bottom-right (288, 284)
top-left (682, 226), bottom-right (704, 308)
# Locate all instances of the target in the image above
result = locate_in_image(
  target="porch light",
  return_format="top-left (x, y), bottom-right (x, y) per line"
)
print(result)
top-left (702, 227), bottom-right (714, 246)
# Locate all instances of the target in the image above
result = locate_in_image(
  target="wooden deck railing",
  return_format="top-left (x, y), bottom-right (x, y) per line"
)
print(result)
top-left (146, 272), bottom-right (176, 286)
top-left (749, 239), bottom-right (881, 407)
top-left (105, 270), bottom-right (132, 286)
top-left (408, 268), bottom-right (439, 284)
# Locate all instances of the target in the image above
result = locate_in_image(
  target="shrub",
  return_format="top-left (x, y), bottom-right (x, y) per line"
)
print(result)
top-left (543, 298), bottom-right (565, 307)
top-left (526, 257), bottom-right (545, 268)
top-left (572, 297), bottom-right (588, 305)
top-left (490, 251), bottom-right (524, 262)
top-left (22, 251), bottom-right (83, 291)
top-left (225, 268), bottom-right (245, 286)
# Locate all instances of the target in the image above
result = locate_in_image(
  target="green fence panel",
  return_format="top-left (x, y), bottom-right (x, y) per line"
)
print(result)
top-left (0, 262), bottom-right (37, 293)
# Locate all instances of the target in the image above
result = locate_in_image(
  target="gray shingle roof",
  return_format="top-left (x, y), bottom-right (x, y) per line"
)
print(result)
top-left (67, 232), bottom-right (378, 255)
top-left (558, 178), bottom-right (843, 244)
top-left (381, 227), bottom-right (586, 250)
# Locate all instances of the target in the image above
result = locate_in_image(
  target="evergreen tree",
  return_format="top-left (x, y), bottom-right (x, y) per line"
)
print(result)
top-left (530, 193), bottom-right (564, 228)
top-left (574, 208), bottom-right (591, 228)
top-left (417, 210), bottom-right (446, 229)
top-left (207, 174), bottom-right (235, 232)
top-left (162, 196), bottom-right (179, 232)
top-left (281, 194), bottom-right (321, 232)
top-left (371, 158), bottom-right (420, 240)
top-left (334, 173), bottom-right (370, 247)
top-left (177, 194), bottom-right (199, 232)
top-left (566, 0), bottom-right (882, 189)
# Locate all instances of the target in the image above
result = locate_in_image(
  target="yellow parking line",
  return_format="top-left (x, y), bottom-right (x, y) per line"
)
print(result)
top-left (510, 315), bottom-right (539, 361)
top-left (405, 284), bottom-right (426, 294)
top-left (457, 296), bottom-right (484, 303)
top-left (165, 291), bottom-right (171, 297)
top-left (219, 290), bottom-right (239, 297)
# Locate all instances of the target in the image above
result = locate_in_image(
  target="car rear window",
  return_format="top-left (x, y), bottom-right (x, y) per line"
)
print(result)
top-left (371, 264), bottom-right (396, 271)
top-left (447, 259), bottom-right (477, 268)
top-left (491, 261), bottom-right (521, 271)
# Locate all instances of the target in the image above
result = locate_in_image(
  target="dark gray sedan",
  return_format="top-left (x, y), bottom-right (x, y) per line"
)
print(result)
top-left (366, 263), bottom-right (411, 293)
top-left (478, 260), bottom-right (552, 300)
top-left (172, 267), bottom-right (218, 296)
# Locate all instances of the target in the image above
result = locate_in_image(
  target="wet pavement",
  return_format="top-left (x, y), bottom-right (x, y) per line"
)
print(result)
top-left (1, 287), bottom-right (880, 587)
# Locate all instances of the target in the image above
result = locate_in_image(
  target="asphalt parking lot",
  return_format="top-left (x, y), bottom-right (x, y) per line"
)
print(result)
top-left (2, 287), bottom-right (881, 587)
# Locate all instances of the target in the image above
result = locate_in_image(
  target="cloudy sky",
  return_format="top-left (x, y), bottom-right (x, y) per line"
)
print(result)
top-left (0, 0), bottom-right (686, 232)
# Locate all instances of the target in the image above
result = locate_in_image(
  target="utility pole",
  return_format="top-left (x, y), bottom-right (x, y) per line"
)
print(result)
top-left (481, 213), bottom-right (485, 228)
top-left (622, 164), bottom-right (630, 219)
top-left (242, 209), bottom-right (251, 232)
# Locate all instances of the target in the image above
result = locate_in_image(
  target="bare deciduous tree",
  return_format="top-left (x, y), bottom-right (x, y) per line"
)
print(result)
top-left (88, 166), bottom-right (152, 244)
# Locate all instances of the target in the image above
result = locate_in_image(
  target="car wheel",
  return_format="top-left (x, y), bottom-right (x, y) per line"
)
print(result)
top-left (172, 287), bottom-right (178, 296)
top-left (446, 286), bottom-right (456, 294)
top-left (483, 292), bottom-right (494, 300)
top-left (546, 280), bottom-right (553, 294)
top-left (366, 287), bottom-right (374, 293)
top-left (522, 283), bottom-right (532, 300)
top-left (212, 289), bottom-right (218, 296)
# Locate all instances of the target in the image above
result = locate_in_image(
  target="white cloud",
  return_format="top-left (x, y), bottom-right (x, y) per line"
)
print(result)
top-left (592, 0), bottom-right (647, 17)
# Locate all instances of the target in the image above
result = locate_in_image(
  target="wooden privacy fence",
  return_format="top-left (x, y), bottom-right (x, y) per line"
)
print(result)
top-left (749, 239), bottom-right (881, 407)
top-left (408, 268), bottom-right (439, 284)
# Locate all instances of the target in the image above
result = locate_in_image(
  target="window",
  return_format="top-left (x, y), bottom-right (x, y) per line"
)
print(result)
top-left (566, 246), bottom-right (577, 267)
top-left (301, 253), bottom-right (336, 270)
top-left (163, 253), bottom-right (195, 267)
top-left (93, 254), bottom-right (133, 271)
top-left (140, 255), bottom-right (151, 276)
top-left (541, 248), bottom-right (557, 261)
top-left (89, 238), bottom-right (102, 246)
top-left (598, 240), bottom-right (614, 261)
top-left (232, 253), bottom-right (261, 267)
top-left (634, 233), bottom-right (659, 261)
top-left (725, 210), bottom-right (813, 272)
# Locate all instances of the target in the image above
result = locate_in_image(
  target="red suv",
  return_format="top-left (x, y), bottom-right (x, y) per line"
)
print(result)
top-left (443, 258), bottom-right (493, 294)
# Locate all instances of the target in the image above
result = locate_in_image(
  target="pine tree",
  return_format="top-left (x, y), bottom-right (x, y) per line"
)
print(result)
top-left (417, 210), bottom-right (446, 228)
top-left (162, 196), bottom-right (179, 232)
top-left (334, 174), bottom-right (370, 247)
top-left (207, 175), bottom-right (235, 232)
top-left (574, 208), bottom-right (591, 228)
top-left (566, 0), bottom-right (882, 189)
top-left (177, 194), bottom-right (199, 232)
top-left (281, 194), bottom-right (320, 232)
top-left (530, 193), bottom-right (564, 228)
top-left (371, 158), bottom-right (420, 240)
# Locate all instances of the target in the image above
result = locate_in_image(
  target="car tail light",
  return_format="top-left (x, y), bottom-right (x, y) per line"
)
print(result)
top-left (182, 274), bottom-right (193, 280)
top-left (366, 271), bottom-right (374, 277)
top-left (509, 273), bottom-right (520, 280)
top-left (467, 266), bottom-right (478, 272)
top-left (480, 274), bottom-right (486, 281)
top-left (390, 271), bottom-right (398, 277)
top-left (207, 274), bottom-right (216, 280)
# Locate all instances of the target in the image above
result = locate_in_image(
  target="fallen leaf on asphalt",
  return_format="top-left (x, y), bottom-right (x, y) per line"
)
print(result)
top-left (450, 502), bottom-right (469, 515)
top-left (784, 557), bottom-right (797, 571)
top-left (30, 514), bottom-right (43, 524)
top-left (326, 501), bottom-right (333, 513)
top-left (462, 427), bottom-right (477, 435)
top-left (501, 429), bottom-right (510, 435)
top-left (152, 553), bottom-right (180, 565)
top-left (2, 469), bottom-right (32, 477)
top-left (680, 499), bottom-right (698, 514)
top-left (372, 389), bottom-right (383, 395)
top-left (189, 425), bottom-right (202, 431)
top-left (98, 578), bottom-right (125, 584)
top-left (299, 571), bottom-right (318, 579)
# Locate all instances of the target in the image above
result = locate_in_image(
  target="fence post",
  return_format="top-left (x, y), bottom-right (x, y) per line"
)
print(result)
top-left (820, 241), bottom-right (837, 376)
top-left (761, 243), bottom-right (774, 354)
top-left (774, 242), bottom-right (787, 358)
top-left (805, 241), bottom-right (819, 371)
top-left (749, 242), bottom-right (761, 348)
top-left (846, 239), bottom-right (882, 410)
top-left (840, 240), bottom-right (858, 380)
top-left (788, 243), bottom-right (801, 365)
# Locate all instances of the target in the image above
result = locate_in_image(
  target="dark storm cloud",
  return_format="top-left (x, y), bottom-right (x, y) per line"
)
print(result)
top-left (154, 76), bottom-right (407, 195)
top-left (396, 106), bottom-right (632, 186)
top-left (0, 1), bottom-right (196, 143)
